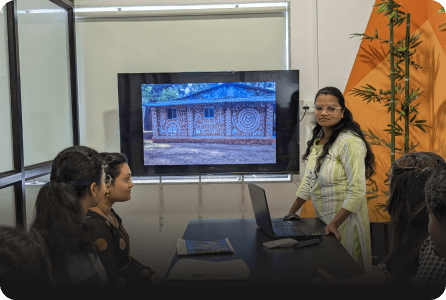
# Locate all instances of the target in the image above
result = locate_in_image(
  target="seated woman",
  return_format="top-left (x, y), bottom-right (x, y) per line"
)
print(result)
top-left (0, 225), bottom-right (54, 295)
top-left (87, 152), bottom-right (163, 287)
top-left (31, 145), bottom-right (109, 287)
top-left (421, 161), bottom-right (446, 286)
top-left (312, 151), bottom-right (446, 288)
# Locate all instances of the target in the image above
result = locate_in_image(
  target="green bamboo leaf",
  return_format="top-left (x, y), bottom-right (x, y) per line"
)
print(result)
top-left (410, 141), bottom-right (420, 152)
top-left (410, 114), bottom-right (417, 122)
top-left (415, 124), bottom-right (427, 133)
top-left (415, 120), bottom-right (427, 123)
top-left (396, 17), bottom-right (405, 27)
top-left (410, 41), bottom-right (423, 49)
top-left (366, 84), bottom-right (376, 91)
top-left (388, 11), bottom-right (395, 20)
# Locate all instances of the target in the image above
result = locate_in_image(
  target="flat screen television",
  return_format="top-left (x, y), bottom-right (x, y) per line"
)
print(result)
top-left (117, 70), bottom-right (299, 176)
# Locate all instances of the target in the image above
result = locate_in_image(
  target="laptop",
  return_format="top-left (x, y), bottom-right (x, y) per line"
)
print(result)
top-left (248, 182), bottom-right (323, 241)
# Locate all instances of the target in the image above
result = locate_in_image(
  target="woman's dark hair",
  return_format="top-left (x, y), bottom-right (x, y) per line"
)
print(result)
top-left (425, 162), bottom-right (446, 227)
top-left (100, 152), bottom-right (127, 185)
top-left (385, 152), bottom-right (445, 286)
top-left (0, 226), bottom-right (53, 288)
top-left (31, 146), bottom-right (104, 263)
top-left (302, 86), bottom-right (375, 180)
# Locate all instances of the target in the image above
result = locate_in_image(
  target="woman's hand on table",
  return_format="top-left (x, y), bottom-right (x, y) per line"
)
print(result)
top-left (325, 222), bottom-right (341, 241)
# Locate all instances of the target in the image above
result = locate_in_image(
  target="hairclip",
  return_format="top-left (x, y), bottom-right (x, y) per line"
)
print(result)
top-left (392, 165), bottom-right (431, 177)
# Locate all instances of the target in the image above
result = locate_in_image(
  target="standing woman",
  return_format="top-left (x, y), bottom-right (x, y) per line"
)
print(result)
top-left (31, 146), bottom-right (109, 286)
top-left (287, 86), bottom-right (375, 271)
top-left (87, 153), bottom-right (163, 287)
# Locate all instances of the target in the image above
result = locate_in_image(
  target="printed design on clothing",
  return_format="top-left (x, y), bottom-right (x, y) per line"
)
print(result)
top-left (412, 237), bottom-right (446, 286)
top-left (140, 269), bottom-right (152, 280)
top-left (95, 238), bottom-right (107, 251)
top-left (117, 277), bottom-right (126, 287)
top-left (120, 238), bottom-right (126, 250)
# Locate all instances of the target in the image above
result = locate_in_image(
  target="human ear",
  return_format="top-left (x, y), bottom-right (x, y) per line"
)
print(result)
top-left (90, 182), bottom-right (98, 198)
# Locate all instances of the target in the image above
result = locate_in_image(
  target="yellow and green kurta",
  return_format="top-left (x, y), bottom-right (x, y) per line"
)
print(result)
top-left (296, 130), bottom-right (372, 271)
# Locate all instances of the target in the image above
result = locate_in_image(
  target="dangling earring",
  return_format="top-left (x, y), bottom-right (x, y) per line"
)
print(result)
top-left (105, 192), bottom-right (110, 197)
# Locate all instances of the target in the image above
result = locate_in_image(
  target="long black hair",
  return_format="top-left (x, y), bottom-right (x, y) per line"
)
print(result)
top-left (385, 152), bottom-right (445, 286)
top-left (302, 86), bottom-right (375, 180)
top-left (424, 162), bottom-right (446, 226)
top-left (31, 146), bottom-right (104, 259)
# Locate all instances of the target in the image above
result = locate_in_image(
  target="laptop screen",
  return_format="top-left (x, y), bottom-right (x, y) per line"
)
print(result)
top-left (247, 182), bottom-right (276, 239)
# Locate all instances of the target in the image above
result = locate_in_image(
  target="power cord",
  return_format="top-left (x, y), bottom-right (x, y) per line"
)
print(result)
top-left (299, 105), bottom-right (310, 122)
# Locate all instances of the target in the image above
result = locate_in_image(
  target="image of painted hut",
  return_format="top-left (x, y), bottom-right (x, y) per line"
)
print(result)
top-left (143, 83), bottom-right (276, 145)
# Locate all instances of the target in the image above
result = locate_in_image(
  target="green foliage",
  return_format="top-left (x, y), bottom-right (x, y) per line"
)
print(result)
top-left (349, 0), bottom-right (430, 207)
top-left (439, 7), bottom-right (445, 14)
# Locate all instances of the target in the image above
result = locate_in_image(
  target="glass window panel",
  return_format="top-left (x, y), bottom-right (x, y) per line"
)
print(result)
top-left (17, 0), bottom-right (73, 166)
top-left (0, 186), bottom-right (15, 227)
top-left (0, 8), bottom-right (14, 173)
top-left (25, 173), bottom-right (50, 229)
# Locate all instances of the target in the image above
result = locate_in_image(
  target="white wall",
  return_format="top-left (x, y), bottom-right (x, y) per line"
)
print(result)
top-left (71, 0), bottom-right (374, 277)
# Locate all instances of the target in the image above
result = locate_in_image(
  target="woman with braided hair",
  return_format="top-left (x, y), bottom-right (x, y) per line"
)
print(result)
top-left (30, 145), bottom-right (110, 286)
top-left (312, 151), bottom-right (446, 291)
top-left (86, 152), bottom-right (163, 287)
top-left (287, 86), bottom-right (375, 271)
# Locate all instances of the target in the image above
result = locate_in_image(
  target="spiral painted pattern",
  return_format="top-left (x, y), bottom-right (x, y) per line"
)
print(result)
top-left (236, 108), bottom-right (260, 133)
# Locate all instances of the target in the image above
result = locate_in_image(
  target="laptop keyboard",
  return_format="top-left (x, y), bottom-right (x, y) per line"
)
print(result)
top-left (272, 221), bottom-right (304, 236)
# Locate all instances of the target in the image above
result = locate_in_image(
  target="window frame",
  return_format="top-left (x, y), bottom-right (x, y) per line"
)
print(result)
top-left (0, 0), bottom-right (78, 228)
top-left (167, 107), bottom-right (177, 120)
top-left (203, 106), bottom-right (215, 119)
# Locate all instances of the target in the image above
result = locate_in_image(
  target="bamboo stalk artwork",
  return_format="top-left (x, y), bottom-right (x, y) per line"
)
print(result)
top-left (349, 0), bottom-right (430, 205)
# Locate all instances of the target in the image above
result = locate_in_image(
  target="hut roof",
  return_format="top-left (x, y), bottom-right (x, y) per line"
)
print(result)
top-left (143, 83), bottom-right (275, 107)
top-left (143, 96), bottom-right (274, 107)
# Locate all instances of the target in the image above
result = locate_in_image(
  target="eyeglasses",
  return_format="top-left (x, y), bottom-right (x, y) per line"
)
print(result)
top-left (104, 175), bottom-right (113, 187)
top-left (314, 105), bottom-right (343, 114)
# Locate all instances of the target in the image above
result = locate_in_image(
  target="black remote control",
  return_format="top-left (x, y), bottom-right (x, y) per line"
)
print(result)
top-left (293, 238), bottom-right (321, 249)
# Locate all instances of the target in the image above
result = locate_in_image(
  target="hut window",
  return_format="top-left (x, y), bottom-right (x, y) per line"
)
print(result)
top-left (167, 108), bottom-right (177, 119)
top-left (204, 106), bottom-right (214, 118)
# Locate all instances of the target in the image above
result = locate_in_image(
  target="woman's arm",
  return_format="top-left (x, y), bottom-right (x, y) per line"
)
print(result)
top-left (288, 197), bottom-right (307, 215)
top-left (325, 208), bottom-right (352, 240)
top-left (338, 138), bottom-right (367, 213)
top-left (131, 256), bottom-right (163, 286)
top-left (325, 137), bottom-right (366, 240)
top-left (291, 152), bottom-right (316, 214)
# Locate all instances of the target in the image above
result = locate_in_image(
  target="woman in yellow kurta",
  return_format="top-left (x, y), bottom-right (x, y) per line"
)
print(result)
top-left (288, 86), bottom-right (375, 272)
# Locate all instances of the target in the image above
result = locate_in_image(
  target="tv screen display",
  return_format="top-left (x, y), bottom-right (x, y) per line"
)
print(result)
top-left (118, 70), bottom-right (299, 176)
top-left (142, 82), bottom-right (276, 166)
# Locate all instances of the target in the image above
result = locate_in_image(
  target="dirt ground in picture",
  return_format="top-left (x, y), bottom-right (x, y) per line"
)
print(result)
top-left (143, 140), bottom-right (276, 165)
